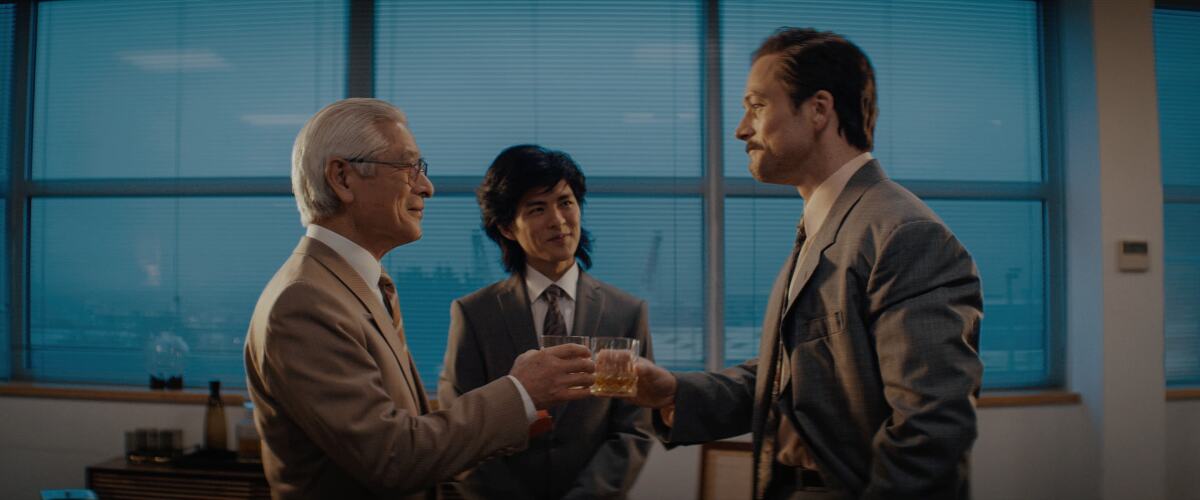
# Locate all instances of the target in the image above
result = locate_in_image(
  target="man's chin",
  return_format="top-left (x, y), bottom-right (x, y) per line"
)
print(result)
top-left (395, 228), bottom-right (421, 246)
top-left (749, 162), bottom-right (795, 186)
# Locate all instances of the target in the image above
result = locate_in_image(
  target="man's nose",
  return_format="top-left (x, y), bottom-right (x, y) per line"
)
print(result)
top-left (735, 113), bottom-right (752, 142)
top-left (413, 171), bottom-right (434, 198)
top-left (550, 206), bottom-right (567, 225)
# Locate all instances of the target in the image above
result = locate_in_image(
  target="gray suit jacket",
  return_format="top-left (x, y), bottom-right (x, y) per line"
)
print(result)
top-left (244, 237), bottom-right (530, 500)
top-left (662, 162), bottom-right (983, 499)
top-left (438, 271), bottom-right (655, 500)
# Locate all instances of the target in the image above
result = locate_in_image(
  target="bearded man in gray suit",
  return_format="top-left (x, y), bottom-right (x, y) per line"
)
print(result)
top-left (439, 145), bottom-right (654, 499)
top-left (627, 28), bottom-right (984, 500)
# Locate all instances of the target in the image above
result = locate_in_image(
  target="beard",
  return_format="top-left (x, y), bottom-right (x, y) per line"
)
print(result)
top-left (748, 150), bottom-right (796, 186)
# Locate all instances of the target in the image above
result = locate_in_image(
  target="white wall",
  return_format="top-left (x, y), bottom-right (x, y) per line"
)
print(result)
top-left (1167, 400), bottom-right (1200, 500)
top-left (5, 396), bottom-right (1194, 500)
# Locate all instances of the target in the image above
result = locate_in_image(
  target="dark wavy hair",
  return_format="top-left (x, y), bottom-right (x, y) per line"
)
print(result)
top-left (477, 144), bottom-right (592, 274)
top-left (753, 27), bottom-right (878, 151)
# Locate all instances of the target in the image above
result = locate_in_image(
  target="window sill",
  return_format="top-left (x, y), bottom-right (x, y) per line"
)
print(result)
top-left (2, 384), bottom-right (1191, 407)
top-left (0, 382), bottom-right (246, 406)
top-left (1167, 388), bottom-right (1200, 401)
top-left (978, 390), bottom-right (1080, 408)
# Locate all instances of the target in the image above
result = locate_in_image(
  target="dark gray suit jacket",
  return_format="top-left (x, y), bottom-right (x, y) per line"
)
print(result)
top-left (438, 271), bottom-right (655, 500)
top-left (662, 162), bottom-right (983, 500)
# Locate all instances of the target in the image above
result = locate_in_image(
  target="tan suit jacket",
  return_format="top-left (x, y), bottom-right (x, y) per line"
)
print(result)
top-left (245, 237), bottom-right (530, 500)
top-left (438, 272), bottom-right (654, 499)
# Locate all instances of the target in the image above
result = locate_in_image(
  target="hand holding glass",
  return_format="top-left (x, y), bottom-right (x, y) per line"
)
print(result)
top-left (539, 335), bottom-right (590, 349)
top-left (590, 337), bottom-right (640, 397)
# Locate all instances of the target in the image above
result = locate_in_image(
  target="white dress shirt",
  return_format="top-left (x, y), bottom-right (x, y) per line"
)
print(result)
top-left (306, 224), bottom-right (386, 309)
top-left (787, 152), bottom-right (874, 303)
top-left (306, 224), bottom-right (537, 422)
top-left (777, 152), bottom-right (875, 468)
top-left (524, 263), bottom-right (580, 339)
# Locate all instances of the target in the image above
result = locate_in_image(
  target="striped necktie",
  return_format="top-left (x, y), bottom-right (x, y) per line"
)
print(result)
top-left (542, 285), bottom-right (568, 337)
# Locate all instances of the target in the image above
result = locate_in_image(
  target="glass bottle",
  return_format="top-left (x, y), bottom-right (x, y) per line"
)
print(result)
top-left (204, 380), bottom-right (228, 450)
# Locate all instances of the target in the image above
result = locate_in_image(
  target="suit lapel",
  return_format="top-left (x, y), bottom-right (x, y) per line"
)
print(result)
top-left (497, 274), bottom-right (540, 357)
top-left (555, 271), bottom-right (605, 420)
top-left (781, 161), bottom-right (887, 319)
top-left (297, 237), bottom-right (424, 410)
top-left (573, 272), bottom-right (604, 338)
top-left (751, 242), bottom-right (799, 498)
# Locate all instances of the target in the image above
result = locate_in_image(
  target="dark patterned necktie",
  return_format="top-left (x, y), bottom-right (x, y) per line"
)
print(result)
top-left (542, 285), bottom-right (568, 337)
top-left (757, 223), bottom-right (807, 498)
top-left (378, 273), bottom-right (401, 329)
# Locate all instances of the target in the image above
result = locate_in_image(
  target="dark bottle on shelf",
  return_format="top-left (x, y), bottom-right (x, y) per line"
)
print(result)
top-left (204, 380), bottom-right (228, 450)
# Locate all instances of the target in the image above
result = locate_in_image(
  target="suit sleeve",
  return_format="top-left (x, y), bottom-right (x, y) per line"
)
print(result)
top-left (563, 300), bottom-right (656, 500)
top-left (261, 281), bottom-right (529, 497)
top-left (653, 359), bottom-right (758, 445)
top-left (862, 220), bottom-right (983, 499)
top-left (438, 299), bottom-right (489, 407)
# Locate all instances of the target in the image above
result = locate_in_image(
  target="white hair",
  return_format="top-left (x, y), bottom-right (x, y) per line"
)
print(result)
top-left (291, 98), bottom-right (409, 225)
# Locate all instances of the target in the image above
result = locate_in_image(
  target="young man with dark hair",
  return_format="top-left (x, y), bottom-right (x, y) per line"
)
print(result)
top-left (625, 28), bottom-right (984, 499)
top-left (438, 144), bottom-right (654, 499)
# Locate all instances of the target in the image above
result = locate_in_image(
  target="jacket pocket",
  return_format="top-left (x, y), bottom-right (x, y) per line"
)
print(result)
top-left (801, 310), bottom-right (845, 342)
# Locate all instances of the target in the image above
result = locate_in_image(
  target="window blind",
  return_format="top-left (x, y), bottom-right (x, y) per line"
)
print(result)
top-left (720, 0), bottom-right (1042, 181)
top-left (375, 0), bottom-right (702, 177)
top-left (1155, 8), bottom-right (1200, 188)
top-left (28, 197), bottom-right (301, 386)
top-left (0, 3), bottom-right (12, 379)
top-left (32, 0), bottom-right (344, 180)
top-left (1156, 7), bottom-right (1200, 386)
top-left (386, 195), bottom-right (704, 391)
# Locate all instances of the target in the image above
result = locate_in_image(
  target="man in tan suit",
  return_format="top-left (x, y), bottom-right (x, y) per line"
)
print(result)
top-left (245, 98), bottom-right (596, 500)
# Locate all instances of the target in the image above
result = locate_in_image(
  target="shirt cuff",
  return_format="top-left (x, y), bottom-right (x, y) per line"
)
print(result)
top-left (506, 375), bottom-right (538, 423)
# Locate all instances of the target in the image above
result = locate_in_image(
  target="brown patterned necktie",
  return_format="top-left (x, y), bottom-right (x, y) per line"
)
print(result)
top-left (542, 285), bottom-right (568, 337)
top-left (378, 273), bottom-right (401, 329)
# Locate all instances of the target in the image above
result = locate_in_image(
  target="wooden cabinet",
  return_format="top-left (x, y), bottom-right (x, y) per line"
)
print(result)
top-left (86, 457), bottom-right (270, 500)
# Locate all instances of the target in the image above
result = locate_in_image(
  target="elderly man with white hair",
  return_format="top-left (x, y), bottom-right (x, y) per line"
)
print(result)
top-left (244, 98), bottom-right (596, 500)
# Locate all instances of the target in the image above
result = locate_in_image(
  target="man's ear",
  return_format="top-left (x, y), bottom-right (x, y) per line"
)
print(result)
top-left (499, 224), bottom-right (516, 241)
top-left (809, 90), bottom-right (835, 132)
top-left (324, 158), bottom-right (355, 204)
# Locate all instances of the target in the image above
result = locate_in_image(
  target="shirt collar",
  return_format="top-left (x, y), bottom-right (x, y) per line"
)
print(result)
top-left (802, 152), bottom-right (874, 238)
top-left (524, 263), bottom-right (580, 303)
top-left (306, 224), bottom-right (383, 289)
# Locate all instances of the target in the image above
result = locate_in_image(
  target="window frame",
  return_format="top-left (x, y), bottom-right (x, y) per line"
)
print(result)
top-left (1155, 1), bottom-right (1200, 388)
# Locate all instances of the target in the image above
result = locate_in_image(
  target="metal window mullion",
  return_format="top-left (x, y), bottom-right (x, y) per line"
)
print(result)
top-left (1041, 0), bottom-right (1068, 388)
top-left (29, 176), bottom-right (710, 198)
top-left (347, 0), bottom-right (373, 98)
top-left (7, 0), bottom-right (35, 380)
top-left (702, 0), bottom-right (724, 371)
top-left (723, 177), bottom-right (1048, 200)
top-left (1164, 185), bottom-right (1200, 204)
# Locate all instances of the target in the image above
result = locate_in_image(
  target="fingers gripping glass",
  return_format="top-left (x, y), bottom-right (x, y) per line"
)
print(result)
top-left (346, 157), bottom-right (429, 182)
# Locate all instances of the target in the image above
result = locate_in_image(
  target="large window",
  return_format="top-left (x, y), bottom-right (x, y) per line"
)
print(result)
top-left (21, 0), bottom-right (344, 386)
top-left (4, 0), bottom-right (1054, 391)
top-left (375, 0), bottom-right (707, 380)
top-left (1155, 7), bottom-right (1200, 387)
top-left (0, 2), bottom-right (11, 380)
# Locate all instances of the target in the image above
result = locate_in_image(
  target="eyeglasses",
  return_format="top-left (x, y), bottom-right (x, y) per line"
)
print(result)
top-left (346, 157), bottom-right (429, 182)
